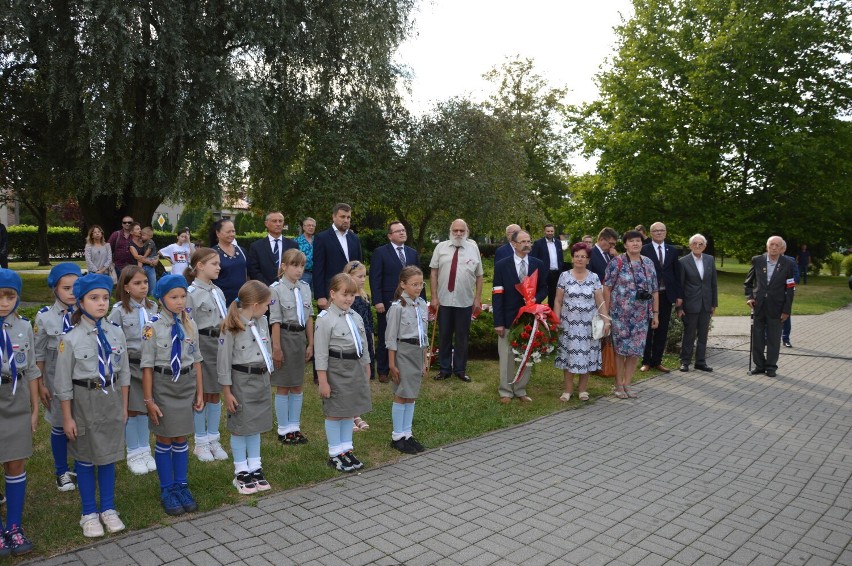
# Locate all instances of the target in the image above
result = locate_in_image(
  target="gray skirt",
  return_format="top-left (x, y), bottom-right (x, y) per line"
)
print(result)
top-left (270, 327), bottom-right (307, 388)
top-left (392, 341), bottom-right (425, 399)
top-left (42, 348), bottom-right (64, 427)
top-left (323, 357), bottom-right (371, 418)
top-left (0, 380), bottom-right (34, 462)
top-left (69, 382), bottom-right (126, 466)
top-left (127, 361), bottom-right (146, 413)
top-left (150, 367), bottom-right (197, 438)
top-left (198, 333), bottom-right (223, 394)
top-left (225, 367), bottom-right (272, 436)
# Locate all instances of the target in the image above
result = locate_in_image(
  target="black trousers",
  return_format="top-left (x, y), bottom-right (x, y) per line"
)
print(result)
top-left (376, 309), bottom-right (390, 376)
top-left (642, 303), bottom-right (674, 366)
top-left (438, 305), bottom-right (473, 375)
top-left (753, 313), bottom-right (782, 372)
top-left (680, 310), bottom-right (712, 366)
top-left (546, 269), bottom-right (561, 308)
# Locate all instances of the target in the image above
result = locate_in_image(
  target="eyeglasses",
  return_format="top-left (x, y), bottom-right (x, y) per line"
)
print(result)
top-left (574, 255), bottom-right (589, 260)
top-left (691, 242), bottom-right (706, 246)
top-left (390, 229), bottom-right (406, 234)
top-left (122, 221), bottom-right (133, 225)
top-left (651, 229), bottom-right (666, 233)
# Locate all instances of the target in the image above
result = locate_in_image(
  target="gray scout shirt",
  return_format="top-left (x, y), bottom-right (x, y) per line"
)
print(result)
top-left (108, 300), bottom-right (158, 355)
top-left (140, 313), bottom-right (202, 371)
top-left (54, 318), bottom-right (131, 400)
top-left (217, 315), bottom-right (273, 386)
top-left (34, 301), bottom-right (72, 363)
top-left (314, 303), bottom-right (371, 371)
top-left (187, 280), bottom-right (227, 331)
top-left (269, 278), bottom-right (313, 327)
top-left (2, 315), bottom-right (40, 382)
top-left (384, 293), bottom-right (429, 351)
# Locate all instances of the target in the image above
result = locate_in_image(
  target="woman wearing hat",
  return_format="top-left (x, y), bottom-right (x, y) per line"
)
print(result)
top-left (141, 274), bottom-right (203, 517)
top-left (54, 273), bottom-right (131, 538)
top-left (0, 269), bottom-right (40, 556)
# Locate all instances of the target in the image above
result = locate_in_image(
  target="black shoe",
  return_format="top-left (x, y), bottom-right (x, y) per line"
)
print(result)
top-left (251, 468), bottom-right (271, 491)
top-left (455, 373), bottom-right (472, 382)
top-left (695, 364), bottom-right (713, 372)
top-left (5, 525), bottom-right (33, 557)
top-left (342, 451), bottom-right (363, 470)
top-left (752, 368), bottom-right (765, 375)
top-left (327, 454), bottom-right (354, 472)
top-left (279, 432), bottom-right (298, 445)
top-left (766, 370), bottom-right (777, 377)
top-left (783, 341), bottom-right (792, 348)
top-left (433, 372), bottom-right (450, 381)
top-left (390, 438), bottom-right (417, 454)
top-left (679, 364), bottom-right (689, 372)
top-left (293, 430), bottom-right (309, 444)
top-left (406, 436), bottom-right (426, 453)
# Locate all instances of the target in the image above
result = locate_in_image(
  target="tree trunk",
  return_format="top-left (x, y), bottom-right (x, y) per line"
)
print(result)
top-left (35, 205), bottom-right (50, 266)
top-left (78, 193), bottom-right (162, 236)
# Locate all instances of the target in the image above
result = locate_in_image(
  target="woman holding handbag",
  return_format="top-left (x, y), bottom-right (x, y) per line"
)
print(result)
top-left (553, 242), bottom-right (609, 402)
top-left (84, 225), bottom-right (117, 283)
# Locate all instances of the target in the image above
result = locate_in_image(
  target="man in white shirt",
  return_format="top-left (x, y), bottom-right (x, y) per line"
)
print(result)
top-left (247, 211), bottom-right (298, 285)
top-left (530, 223), bottom-right (565, 307)
top-left (677, 234), bottom-right (717, 372)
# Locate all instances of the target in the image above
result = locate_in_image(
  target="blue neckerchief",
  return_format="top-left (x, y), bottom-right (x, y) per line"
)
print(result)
top-left (0, 317), bottom-right (19, 394)
top-left (78, 306), bottom-right (113, 391)
top-left (62, 305), bottom-right (74, 333)
top-left (161, 306), bottom-right (185, 381)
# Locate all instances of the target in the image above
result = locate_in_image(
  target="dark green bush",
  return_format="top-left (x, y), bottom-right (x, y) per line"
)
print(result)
top-left (8, 226), bottom-right (84, 260)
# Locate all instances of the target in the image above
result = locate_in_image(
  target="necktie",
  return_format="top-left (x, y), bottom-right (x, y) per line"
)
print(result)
top-left (272, 239), bottom-right (280, 264)
top-left (519, 259), bottom-right (527, 279)
top-left (170, 314), bottom-right (184, 381)
top-left (94, 319), bottom-right (113, 391)
top-left (212, 288), bottom-right (227, 319)
top-left (249, 321), bottom-right (274, 374)
top-left (397, 246), bottom-right (406, 265)
top-left (658, 244), bottom-right (664, 265)
top-left (447, 246), bottom-right (460, 292)
top-left (345, 313), bottom-right (363, 357)
top-left (415, 302), bottom-right (425, 347)
top-left (62, 307), bottom-right (74, 333)
top-left (293, 286), bottom-right (305, 326)
top-left (0, 319), bottom-right (18, 394)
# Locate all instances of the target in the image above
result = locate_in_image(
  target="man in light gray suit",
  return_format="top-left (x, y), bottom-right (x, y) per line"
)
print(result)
top-left (677, 234), bottom-right (717, 372)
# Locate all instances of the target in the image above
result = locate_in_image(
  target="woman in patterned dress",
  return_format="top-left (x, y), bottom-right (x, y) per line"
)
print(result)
top-left (603, 231), bottom-right (659, 399)
top-left (553, 243), bottom-right (609, 402)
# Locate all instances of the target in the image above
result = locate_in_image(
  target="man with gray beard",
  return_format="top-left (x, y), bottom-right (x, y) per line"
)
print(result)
top-left (429, 219), bottom-right (484, 382)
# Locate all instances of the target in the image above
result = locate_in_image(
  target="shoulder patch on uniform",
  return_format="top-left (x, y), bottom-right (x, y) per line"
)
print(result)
top-left (187, 285), bottom-right (198, 294)
top-left (109, 320), bottom-right (121, 328)
top-left (59, 339), bottom-right (65, 353)
top-left (219, 337), bottom-right (225, 345)
top-left (142, 326), bottom-right (154, 341)
top-left (391, 300), bottom-right (401, 306)
top-left (317, 310), bottom-right (329, 318)
top-left (150, 315), bottom-right (160, 322)
top-left (38, 306), bottom-right (50, 313)
top-left (270, 281), bottom-right (281, 288)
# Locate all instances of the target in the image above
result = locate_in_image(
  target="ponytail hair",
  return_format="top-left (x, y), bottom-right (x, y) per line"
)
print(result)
top-left (185, 247), bottom-right (218, 285)
top-left (393, 266), bottom-right (424, 306)
top-left (221, 280), bottom-right (272, 334)
top-left (115, 265), bottom-right (154, 312)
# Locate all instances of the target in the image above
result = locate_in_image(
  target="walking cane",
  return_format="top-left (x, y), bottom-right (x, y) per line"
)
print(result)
top-left (747, 309), bottom-right (754, 375)
top-left (427, 304), bottom-right (439, 368)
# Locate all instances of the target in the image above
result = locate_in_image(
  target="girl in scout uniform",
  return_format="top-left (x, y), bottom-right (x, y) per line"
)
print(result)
top-left (269, 249), bottom-right (314, 445)
top-left (343, 260), bottom-right (373, 432)
top-left (386, 266), bottom-right (429, 455)
top-left (55, 273), bottom-right (131, 538)
top-left (185, 248), bottom-right (229, 462)
top-left (34, 262), bottom-right (81, 492)
top-left (141, 274), bottom-right (203, 517)
top-left (108, 266), bottom-right (158, 475)
top-left (0, 269), bottom-right (39, 557)
top-left (314, 273), bottom-right (372, 473)
top-left (218, 281), bottom-right (274, 494)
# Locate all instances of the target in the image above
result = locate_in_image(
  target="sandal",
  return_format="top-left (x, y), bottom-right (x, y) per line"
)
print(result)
top-left (354, 417), bottom-right (370, 431)
top-left (625, 387), bottom-right (638, 398)
top-left (614, 387), bottom-right (628, 399)
top-left (559, 392), bottom-right (572, 402)
top-left (579, 392), bottom-right (590, 401)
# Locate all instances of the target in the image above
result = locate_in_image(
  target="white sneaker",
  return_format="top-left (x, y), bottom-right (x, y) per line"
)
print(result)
top-left (143, 451), bottom-right (157, 472)
top-left (99, 509), bottom-right (125, 534)
top-left (56, 471), bottom-right (76, 492)
top-left (208, 440), bottom-right (228, 460)
top-left (126, 453), bottom-right (148, 475)
top-left (193, 443), bottom-right (214, 462)
top-left (80, 513), bottom-right (104, 538)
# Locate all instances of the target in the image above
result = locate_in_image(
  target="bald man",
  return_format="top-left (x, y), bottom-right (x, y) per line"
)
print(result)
top-left (744, 236), bottom-right (797, 377)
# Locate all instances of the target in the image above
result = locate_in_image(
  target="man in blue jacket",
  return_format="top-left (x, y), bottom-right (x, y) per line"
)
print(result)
top-left (492, 230), bottom-right (547, 404)
top-left (640, 222), bottom-right (682, 373)
top-left (312, 203), bottom-right (363, 310)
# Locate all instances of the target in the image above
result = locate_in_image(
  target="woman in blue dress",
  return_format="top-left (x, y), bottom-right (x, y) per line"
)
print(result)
top-left (210, 219), bottom-right (247, 305)
top-left (603, 230), bottom-right (659, 399)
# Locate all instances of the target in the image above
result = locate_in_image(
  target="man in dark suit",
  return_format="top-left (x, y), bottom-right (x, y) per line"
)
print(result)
top-left (530, 223), bottom-right (565, 307)
top-left (494, 223), bottom-right (521, 264)
top-left (247, 211), bottom-right (298, 286)
top-left (313, 203), bottom-right (363, 309)
top-left (677, 234), bottom-right (717, 372)
top-left (640, 222), bottom-right (682, 373)
top-left (492, 230), bottom-right (547, 404)
top-left (370, 221), bottom-right (422, 383)
top-left (589, 227), bottom-right (619, 283)
top-left (745, 236), bottom-right (796, 377)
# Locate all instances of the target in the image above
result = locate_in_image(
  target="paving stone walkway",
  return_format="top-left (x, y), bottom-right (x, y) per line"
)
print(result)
top-left (27, 306), bottom-right (852, 566)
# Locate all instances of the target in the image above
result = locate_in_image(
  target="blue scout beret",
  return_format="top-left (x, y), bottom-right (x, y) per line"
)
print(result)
top-left (47, 263), bottom-right (83, 289)
top-left (73, 273), bottom-right (114, 300)
top-left (155, 274), bottom-right (188, 300)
